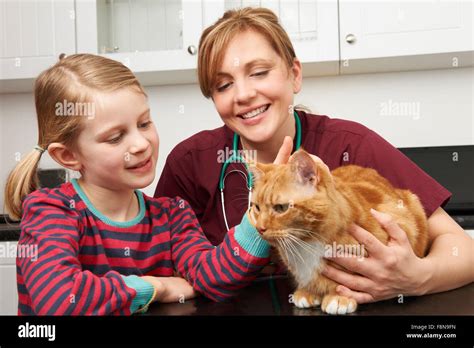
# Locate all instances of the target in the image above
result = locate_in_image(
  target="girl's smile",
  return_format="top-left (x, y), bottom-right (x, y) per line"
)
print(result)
top-left (126, 157), bottom-right (153, 173)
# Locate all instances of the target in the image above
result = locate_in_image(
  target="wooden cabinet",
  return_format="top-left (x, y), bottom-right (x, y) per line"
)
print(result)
top-left (0, 0), bottom-right (76, 82)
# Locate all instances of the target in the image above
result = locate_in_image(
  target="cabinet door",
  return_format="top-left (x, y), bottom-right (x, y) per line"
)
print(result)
top-left (202, 0), bottom-right (339, 75)
top-left (263, 0), bottom-right (338, 64)
top-left (0, 242), bottom-right (18, 315)
top-left (0, 0), bottom-right (76, 80)
top-left (88, 0), bottom-right (203, 76)
top-left (339, 1), bottom-right (473, 62)
top-left (0, 265), bottom-right (18, 315)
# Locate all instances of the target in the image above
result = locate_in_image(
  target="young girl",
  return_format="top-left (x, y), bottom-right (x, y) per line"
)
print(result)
top-left (4, 54), bottom-right (270, 315)
top-left (156, 7), bottom-right (473, 307)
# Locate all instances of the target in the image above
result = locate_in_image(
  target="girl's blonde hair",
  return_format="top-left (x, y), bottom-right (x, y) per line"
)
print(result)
top-left (198, 7), bottom-right (297, 98)
top-left (4, 54), bottom-right (145, 220)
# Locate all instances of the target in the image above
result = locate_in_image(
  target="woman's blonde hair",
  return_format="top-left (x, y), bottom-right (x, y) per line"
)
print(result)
top-left (198, 7), bottom-right (297, 98)
top-left (4, 54), bottom-right (145, 220)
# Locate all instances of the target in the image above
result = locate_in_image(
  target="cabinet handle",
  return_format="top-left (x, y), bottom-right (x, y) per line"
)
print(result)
top-left (345, 34), bottom-right (356, 44)
top-left (187, 45), bottom-right (197, 55)
top-left (58, 53), bottom-right (67, 60)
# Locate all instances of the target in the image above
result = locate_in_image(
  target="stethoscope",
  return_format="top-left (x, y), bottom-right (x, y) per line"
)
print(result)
top-left (219, 110), bottom-right (302, 231)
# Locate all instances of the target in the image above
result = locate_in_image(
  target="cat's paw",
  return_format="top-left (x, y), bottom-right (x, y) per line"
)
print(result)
top-left (292, 290), bottom-right (321, 308)
top-left (321, 294), bottom-right (357, 315)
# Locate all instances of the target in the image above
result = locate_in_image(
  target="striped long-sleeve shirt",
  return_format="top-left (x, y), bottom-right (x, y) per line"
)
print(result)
top-left (17, 179), bottom-right (270, 315)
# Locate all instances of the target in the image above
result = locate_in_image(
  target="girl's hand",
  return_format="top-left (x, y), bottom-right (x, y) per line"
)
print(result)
top-left (142, 276), bottom-right (198, 303)
top-left (260, 247), bottom-right (280, 275)
top-left (321, 209), bottom-right (432, 303)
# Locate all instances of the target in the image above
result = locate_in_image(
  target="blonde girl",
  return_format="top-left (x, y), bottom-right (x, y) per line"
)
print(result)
top-left (5, 54), bottom-right (270, 315)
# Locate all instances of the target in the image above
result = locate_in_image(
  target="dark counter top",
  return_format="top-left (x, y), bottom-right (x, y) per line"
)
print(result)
top-left (0, 215), bottom-right (20, 241)
top-left (146, 276), bottom-right (474, 316)
top-left (0, 227), bottom-right (21, 241)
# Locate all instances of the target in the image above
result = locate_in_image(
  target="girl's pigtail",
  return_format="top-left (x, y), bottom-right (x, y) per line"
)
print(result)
top-left (4, 147), bottom-right (45, 221)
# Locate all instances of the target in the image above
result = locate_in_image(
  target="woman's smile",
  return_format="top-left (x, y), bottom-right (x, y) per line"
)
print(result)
top-left (237, 104), bottom-right (271, 126)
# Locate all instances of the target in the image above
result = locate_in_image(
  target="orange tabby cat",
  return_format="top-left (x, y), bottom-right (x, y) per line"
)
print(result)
top-left (249, 149), bottom-right (428, 315)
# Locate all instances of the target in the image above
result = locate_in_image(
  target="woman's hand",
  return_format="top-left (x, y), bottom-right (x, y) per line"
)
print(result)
top-left (274, 136), bottom-right (329, 174)
top-left (321, 209), bottom-right (433, 303)
top-left (274, 136), bottom-right (294, 164)
top-left (142, 276), bottom-right (198, 303)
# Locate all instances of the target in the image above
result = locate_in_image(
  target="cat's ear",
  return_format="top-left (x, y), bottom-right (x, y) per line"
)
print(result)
top-left (248, 162), bottom-right (265, 183)
top-left (249, 163), bottom-right (272, 183)
top-left (290, 150), bottom-right (320, 186)
top-left (249, 164), bottom-right (263, 184)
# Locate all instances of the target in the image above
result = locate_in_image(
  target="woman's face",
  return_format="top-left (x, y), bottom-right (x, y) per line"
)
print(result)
top-left (211, 30), bottom-right (302, 145)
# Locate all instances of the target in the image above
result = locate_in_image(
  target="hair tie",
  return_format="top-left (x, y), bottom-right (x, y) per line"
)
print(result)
top-left (34, 145), bottom-right (46, 154)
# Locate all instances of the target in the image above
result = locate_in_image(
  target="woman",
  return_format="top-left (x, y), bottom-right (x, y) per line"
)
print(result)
top-left (155, 7), bottom-right (473, 304)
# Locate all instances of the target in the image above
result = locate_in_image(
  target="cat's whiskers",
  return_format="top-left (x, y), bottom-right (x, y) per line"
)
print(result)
top-left (284, 234), bottom-right (326, 283)
top-left (281, 236), bottom-right (315, 279)
top-left (275, 237), bottom-right (291, 266)
top-left (285, 235), bottom-right (322, 264)
top-left (277, 236), bottom-right (299, 267)
top-left (228, 189), bottom-right (254, 205)
top-left (286, 234), bottom-right (318, 253)
top-left (288, 228), bottom-right (330, 245)
top-left (283, 236), bottom-right (306, 267)
top-left (228, 198), bottom-right (253, 212)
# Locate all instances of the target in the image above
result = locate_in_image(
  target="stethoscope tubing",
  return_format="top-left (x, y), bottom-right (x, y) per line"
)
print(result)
top-left (219, 111), bottom-right (302, 231)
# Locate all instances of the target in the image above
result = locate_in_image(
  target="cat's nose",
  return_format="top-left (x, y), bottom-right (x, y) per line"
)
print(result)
top-left (257, 227), bottom-right (267, 235)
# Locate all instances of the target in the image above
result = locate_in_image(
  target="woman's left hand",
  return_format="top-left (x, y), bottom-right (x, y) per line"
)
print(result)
top-left (321, 209), bottom-right (433, 303)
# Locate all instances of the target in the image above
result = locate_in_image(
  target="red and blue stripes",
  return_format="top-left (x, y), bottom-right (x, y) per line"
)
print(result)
top-left (17, 181), bottom-right (269, 315)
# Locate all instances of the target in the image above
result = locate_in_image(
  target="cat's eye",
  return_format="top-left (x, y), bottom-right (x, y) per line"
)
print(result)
top-left (252, 203), bottom-right (260, 212)
top-left (273, 204), bottom-right (289, 214)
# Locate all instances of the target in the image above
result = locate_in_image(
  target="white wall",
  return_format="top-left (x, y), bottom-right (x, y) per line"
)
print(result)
top-left (1, 66), bottom-right (473, 213)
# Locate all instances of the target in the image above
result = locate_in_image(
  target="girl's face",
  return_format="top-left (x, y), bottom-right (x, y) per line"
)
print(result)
top-left (211, 30), bottom-right (302, 145)
top-left (75, 87), bottom-right (159, 191)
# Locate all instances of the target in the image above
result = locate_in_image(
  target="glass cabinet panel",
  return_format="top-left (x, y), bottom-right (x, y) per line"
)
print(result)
top-left (96, 0), bottom-right (183, 54)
